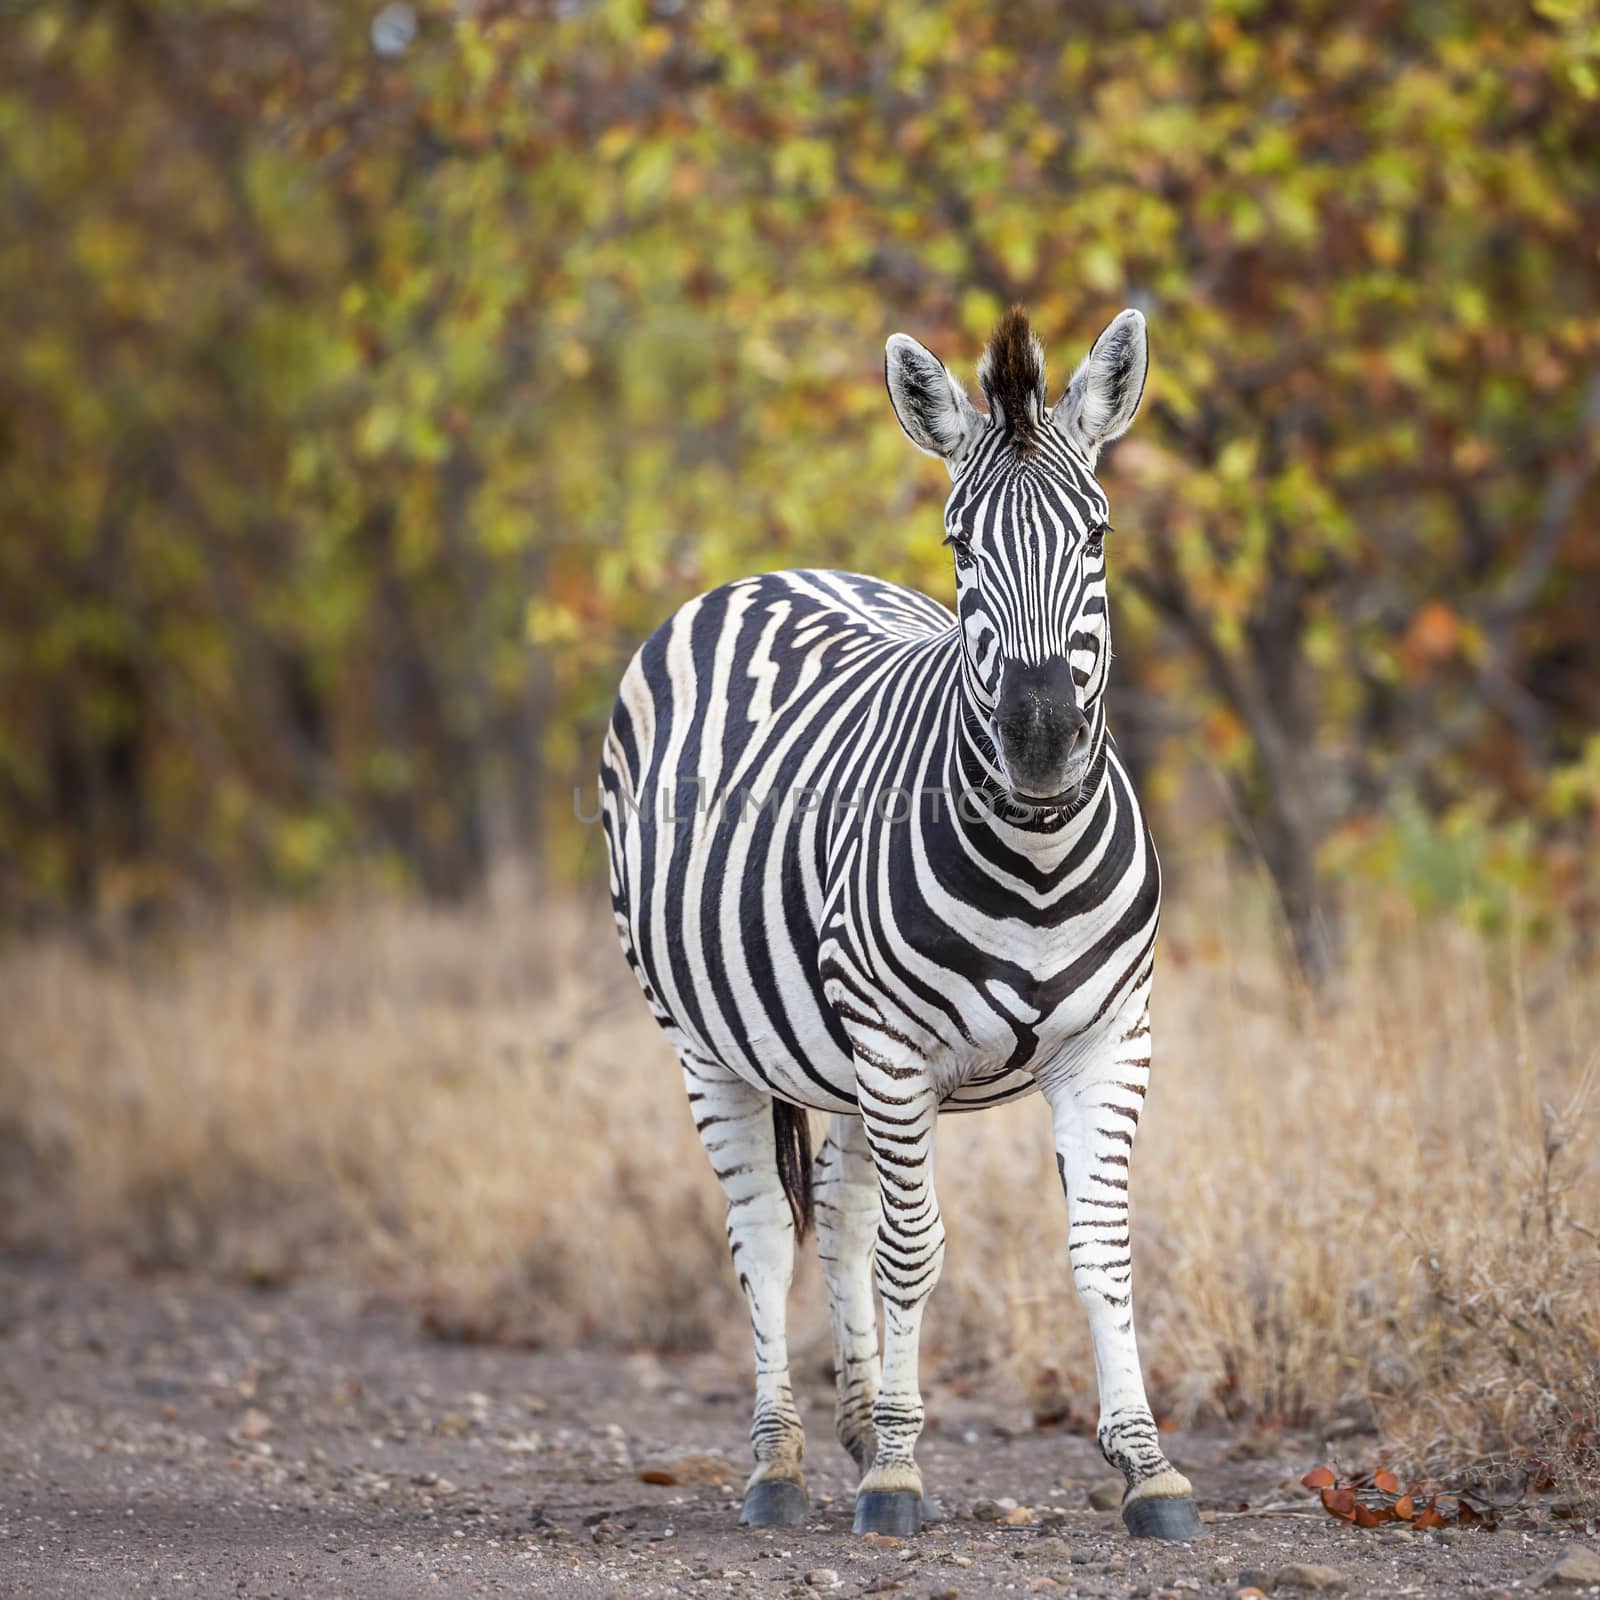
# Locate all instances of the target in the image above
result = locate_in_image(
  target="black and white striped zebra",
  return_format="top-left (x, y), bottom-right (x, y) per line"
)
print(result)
top-left (599, 308), bottom-right (1201, 1540)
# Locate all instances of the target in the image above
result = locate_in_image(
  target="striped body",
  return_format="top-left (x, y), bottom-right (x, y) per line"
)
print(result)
top-left (602, 567), bottom-right (1160, 1117)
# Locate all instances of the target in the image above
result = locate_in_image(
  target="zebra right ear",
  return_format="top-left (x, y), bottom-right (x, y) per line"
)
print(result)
top-left (885, 334), bottom-right (983, 465)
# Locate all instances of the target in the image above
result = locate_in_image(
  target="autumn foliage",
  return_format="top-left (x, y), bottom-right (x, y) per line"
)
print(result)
top-left (3, 2), bottom-right (1600, 966)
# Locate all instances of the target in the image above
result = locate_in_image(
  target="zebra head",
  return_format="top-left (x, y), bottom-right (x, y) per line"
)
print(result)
top-left (884, 306), bottom-right (1148, 806)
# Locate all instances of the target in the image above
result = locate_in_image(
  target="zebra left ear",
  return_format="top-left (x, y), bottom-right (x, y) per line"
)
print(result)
top-left (1055, 309), bottom-right (1148, 463)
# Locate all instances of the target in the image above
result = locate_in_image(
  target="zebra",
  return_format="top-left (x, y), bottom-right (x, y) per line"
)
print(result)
top-left (599, 307), bottom-right (1200, 1541)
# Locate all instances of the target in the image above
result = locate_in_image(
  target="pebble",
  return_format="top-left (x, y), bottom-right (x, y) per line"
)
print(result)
top-left (803, 1569), bottom-right (840, 1589)
top-left (930, 1589), bottom-right (960, 1600)
top-left (235, 1407), bottom-right (274, 1441)
top-left (971, 1498), bottom-right (1002, 1523)
top-left (1002, 1505), bottom-right (1035, 1527)
top-left (1272, 1563), bottom-right (1348, 1593)
top-left (1088, 1483), bottom-right (1123, 1511)
top-left (1528, 1544), bottom-right (1600, 1590)
top-left (637, 1451), bottom-right (738, 1486)
top-left (862, 1532), bottom-right (902, 1549)
top-left (1033, 1536), bottom-right (1071, 1560)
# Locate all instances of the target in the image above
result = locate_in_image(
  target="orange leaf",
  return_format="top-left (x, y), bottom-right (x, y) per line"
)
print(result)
top-left (1458, 1502), bottom-right (1481, 1527)
top-left (1353, 1504), bottom-right (1392, 1528)
top-left (1404, 600), bottom-right (1461, 666)
top-left (1373, 1470), bottom-right (1400, 1494)
top-left (1302, 1466), bottom-right (1336, 1490)
top-left (1415, 1500), bottom-right (1446, 1530)
top-left (1321, 1486), bottom-right (1357, 1520)
top-left (1393, 1495), bottom-right (1415, 1520)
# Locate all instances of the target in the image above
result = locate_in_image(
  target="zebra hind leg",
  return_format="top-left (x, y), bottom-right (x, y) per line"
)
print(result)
top-left (680, 1053), bottom-right (809, 1527)
top-left (813, 1114), bottom-right (881, 1474)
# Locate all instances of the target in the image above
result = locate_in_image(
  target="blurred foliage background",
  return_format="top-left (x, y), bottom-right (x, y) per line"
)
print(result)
top-left (4, 0), bottom-right (1600, 974)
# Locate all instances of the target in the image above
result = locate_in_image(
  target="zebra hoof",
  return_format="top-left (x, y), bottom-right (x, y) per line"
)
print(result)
top-left (1122, 1494), bottom-right (1202, 1540)
top-left (739, 1479), bottom-right (809, 1526)
top-left (853, 1489), bottom-right (922, 1536)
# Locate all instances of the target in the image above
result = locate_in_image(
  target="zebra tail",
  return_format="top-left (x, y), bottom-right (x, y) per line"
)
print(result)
top-left (771, 1100), bottom-right (814, 1239)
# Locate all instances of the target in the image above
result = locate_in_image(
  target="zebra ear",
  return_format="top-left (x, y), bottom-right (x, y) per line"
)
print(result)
top-left (1055, 309), bottom-right (1148, 462)
top-left (884, 333), bottom-right (983, 465)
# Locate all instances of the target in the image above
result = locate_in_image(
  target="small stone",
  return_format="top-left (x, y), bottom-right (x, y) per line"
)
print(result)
top-left (1029, 1581), bottom-right (1059, 1592)
top-left (862, 1532), bottom-right (903, 1549)
top-left (1435, 1527), bottom-right (1465, 1546)
top-left (971, 1498), bottom-right (1002, 1523)
top-left (1088, 1483), bottom-right (1123, 1512)
top-left (638, 1451), bottom-right (738, 1486)
top-left (235, 1407), bottom-right (274, 1441)
top-left (1236, 1589), bottom-right (1267, 1600)
top-left (1070, 1548), bottom-right (1095, 1564)
top-left (930, 1590), bottom-right (960, 1600)
top-left (947, 1554), bottom-right (972, 1567)
top-left (1001, 1506), bottom-right (1035, 1527)
top-left (1528, 1545), bottom-right (1600, 1590)
top-left (1033, 1537), bottom-right (1070, 1560)
top-left (1272, 1564), bottom-right (1347, 1593)
top-left (1236, 1571), bottom-right (1273, 1593)
top-left (803, 1570), bottom-right (840, 1589)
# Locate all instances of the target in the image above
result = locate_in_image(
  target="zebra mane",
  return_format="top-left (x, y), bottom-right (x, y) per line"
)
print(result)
top-left (977, 306), bottom-right (1048, 450)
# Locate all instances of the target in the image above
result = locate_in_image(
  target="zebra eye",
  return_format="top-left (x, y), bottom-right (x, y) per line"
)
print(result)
top-left (943, 529), bottom-right (976, 570)
top-left (1084, 522), bottom-right (1110, 558)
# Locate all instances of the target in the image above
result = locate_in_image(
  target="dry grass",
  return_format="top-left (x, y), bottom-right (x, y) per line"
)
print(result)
top-left (1, 872), bottom-right (1595, 1481)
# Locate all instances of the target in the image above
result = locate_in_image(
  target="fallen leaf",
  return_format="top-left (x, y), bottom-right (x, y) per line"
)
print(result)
top-left (1321, 1486), bottom-right (1357, 1520)
top-left (1302, 1466), bottom-right (1336, 1489)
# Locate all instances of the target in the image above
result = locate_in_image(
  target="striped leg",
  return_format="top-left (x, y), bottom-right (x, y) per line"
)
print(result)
top-left (813, 1113), bottom-right (881, 1472)
top-left (850, 1065), bottom-right (944, 1535)
top-left (682, 1055), bottom-right (808, 1525)
top-left (1042, 1006), bottom-right (1199, 1540)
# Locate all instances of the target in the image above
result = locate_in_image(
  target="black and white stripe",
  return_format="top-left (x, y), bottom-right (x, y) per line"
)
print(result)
top-left (600, 308), bottom-right (1198, 1534)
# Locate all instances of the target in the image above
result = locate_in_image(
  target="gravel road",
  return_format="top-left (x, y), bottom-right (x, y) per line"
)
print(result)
top-left (1, 1252), bottom-right (1593, 1598)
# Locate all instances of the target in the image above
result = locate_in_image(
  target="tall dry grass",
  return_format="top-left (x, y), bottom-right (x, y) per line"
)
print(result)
top-left (1, 873), bottom-right (1595, 1477)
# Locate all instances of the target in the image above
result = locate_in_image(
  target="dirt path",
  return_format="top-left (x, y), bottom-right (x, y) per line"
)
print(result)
top-left (0, 1254), bottom-right (1590, 1598)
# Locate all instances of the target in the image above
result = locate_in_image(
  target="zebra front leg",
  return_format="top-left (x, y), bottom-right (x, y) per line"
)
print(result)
top-left (1042, 1014), bottom-right (1201, 1540)
top-left (852, 1075), bottom-right (945, 1536)
top-left (681, 1055), bottom-right (809, 1526)
top-left (813, 1112), bottom-right (881, 1472)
